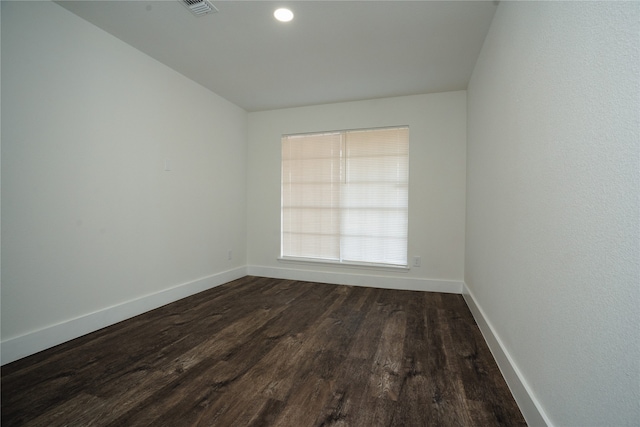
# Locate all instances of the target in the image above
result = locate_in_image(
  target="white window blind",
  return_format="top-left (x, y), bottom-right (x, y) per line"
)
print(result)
top-left (281, 126), bottom-right (409, 267)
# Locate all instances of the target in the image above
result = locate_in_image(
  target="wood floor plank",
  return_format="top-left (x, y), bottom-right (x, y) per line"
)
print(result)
top-left (2, 276), bottom-right (526, 427)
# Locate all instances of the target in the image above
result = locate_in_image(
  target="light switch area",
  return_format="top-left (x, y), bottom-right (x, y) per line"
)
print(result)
top-left (164, 159), bottom-right (171, 171)
top-left (413, 256), bottom-right (421, 267)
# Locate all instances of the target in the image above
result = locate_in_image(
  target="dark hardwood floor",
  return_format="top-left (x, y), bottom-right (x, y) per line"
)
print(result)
top-left (2, 276), bottom-right (526, 426)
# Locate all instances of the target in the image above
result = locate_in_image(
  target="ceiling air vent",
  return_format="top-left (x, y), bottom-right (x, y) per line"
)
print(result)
top-left (180, 0), bottom-right (218, 16)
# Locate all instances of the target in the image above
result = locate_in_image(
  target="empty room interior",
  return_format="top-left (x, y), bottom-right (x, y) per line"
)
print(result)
top-left (1, 1), bottom-right (638, 426)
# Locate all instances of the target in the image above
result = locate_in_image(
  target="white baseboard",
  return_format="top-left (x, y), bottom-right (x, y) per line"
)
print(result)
top-left (1, 267), bottom-right (247, 365)
top-left (2, 268), bottom-right (546, 425)
top-left (462, 283), bottom-right (552, 427)
top-left (247, 265), bottom-right (463, 294)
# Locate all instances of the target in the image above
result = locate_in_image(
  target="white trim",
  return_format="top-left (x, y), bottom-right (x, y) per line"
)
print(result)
top-left (283, 125), bottom-right (410, 138)
top-left (248, 265), bottom-right (463, 294)
top-left (462, 283), bottom-right (553, 427)
top-left (1, 267), bottom-right (247, 365)
top-left (277, 256), bottom-right (410, 272)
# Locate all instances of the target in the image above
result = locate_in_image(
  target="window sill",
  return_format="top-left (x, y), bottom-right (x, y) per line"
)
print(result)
top-left (277, 256), bottom-right (410, 273)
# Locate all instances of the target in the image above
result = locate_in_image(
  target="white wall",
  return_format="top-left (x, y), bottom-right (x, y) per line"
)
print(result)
top-left (466, 2), bottom-right (639, 426)
top-left (247, 92), bottom-right (466, 292)
top-left (1, 1), bottom-right (247, 362)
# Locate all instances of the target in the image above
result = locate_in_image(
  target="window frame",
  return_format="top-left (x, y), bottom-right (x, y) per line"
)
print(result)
top-left (280, 125), bottom-right (410, 269)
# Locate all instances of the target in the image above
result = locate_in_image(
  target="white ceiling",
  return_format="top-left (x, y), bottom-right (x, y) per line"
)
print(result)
top-left (57, 0), bottom-right (498, 112)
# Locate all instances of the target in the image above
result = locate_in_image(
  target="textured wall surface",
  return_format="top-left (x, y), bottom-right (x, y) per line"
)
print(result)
top-left (466, 2), bottom-right (639, 426)
top-left (2, 1), bottom-right (247, 342)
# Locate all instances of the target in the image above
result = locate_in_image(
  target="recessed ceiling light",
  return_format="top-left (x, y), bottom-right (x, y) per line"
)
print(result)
top-left (274, 8), bottom-right (294, 23)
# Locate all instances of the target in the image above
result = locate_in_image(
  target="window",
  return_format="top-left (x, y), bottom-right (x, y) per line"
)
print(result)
top-left (281, 126), bottom-right (409, 267)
